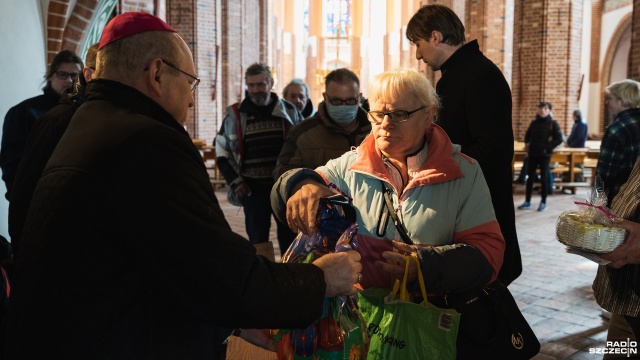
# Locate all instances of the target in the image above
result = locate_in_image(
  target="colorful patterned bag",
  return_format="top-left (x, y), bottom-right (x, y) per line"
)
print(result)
top-left (272, 194), bottom-right (370, 359)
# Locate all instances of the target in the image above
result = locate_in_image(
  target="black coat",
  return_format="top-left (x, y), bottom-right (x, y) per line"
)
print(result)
top-left (525, 115), bottom-right (564, 157)
top-left (436, 40), bottom-right (522, 285)
top-left (8, 88), bottom-right (87, 259)
top-left (0, 86), bottom-right (60, 199)
top-left (5, 80), bottom-right (325, 359)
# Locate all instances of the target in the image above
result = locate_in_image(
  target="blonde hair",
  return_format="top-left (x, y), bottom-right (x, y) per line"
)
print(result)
top-left (606, 79), bottom-right (640, 108)
top-left (368, 68), bottom-right (440, 118)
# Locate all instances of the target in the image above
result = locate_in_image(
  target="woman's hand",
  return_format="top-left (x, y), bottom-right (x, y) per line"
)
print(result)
top-left (286, 180), bottom-right (336, 235)
top-left (375, 240), bottom-right (419, 282)
top-left (600, 219), bottom-right (640, 268)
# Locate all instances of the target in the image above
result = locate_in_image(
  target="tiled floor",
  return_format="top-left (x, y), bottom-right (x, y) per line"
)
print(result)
top-left (215, 185), bottom-right (611, 359)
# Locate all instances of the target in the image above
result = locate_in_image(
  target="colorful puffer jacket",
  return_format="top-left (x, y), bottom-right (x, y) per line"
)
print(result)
top-left (314, 125), bottom-right (505, 291)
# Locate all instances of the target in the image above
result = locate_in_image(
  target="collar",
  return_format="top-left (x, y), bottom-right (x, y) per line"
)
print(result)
top-left (239, 92), bottom-right (278, 115)
top-left (84, 79), bottom-right (188, 136)
top-left (43, 85), bottom-right (62, 103)
top-left (439, 40), bottom-right (480, 73)
top-left (350, 125), bottom-right (464, 194)
top-left (407, 142), bottom-right (429, 179)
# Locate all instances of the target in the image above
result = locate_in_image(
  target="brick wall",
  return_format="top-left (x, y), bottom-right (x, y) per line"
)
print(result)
top-left (121, 0), bottom-right (154, 12)
top-left (47, 0), bottom-right (71, 62)
top-left (466, 0), bottom-right (508, 73)
top-left (512, 0), bottom-right (583, 140)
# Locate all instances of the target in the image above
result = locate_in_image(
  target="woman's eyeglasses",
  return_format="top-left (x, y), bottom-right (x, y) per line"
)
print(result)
top-left (367, 106), bottom-right (426, 124)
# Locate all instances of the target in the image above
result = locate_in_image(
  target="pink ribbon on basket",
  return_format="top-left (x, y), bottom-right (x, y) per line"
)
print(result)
top-left (573, 201), bottom-right (617, 221)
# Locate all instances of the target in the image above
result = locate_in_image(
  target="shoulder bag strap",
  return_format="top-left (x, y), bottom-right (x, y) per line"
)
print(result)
top-left (381, 181), bottom-right (414, 245)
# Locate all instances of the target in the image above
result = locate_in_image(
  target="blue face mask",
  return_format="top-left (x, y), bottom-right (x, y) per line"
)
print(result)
top-left (326, 103), bottom-right (359, 126)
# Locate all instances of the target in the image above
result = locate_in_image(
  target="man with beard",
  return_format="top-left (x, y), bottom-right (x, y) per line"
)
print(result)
top-left (0, 49), bottom-right (83, 199)
top-left (216, 63), bottom-right (304, 257)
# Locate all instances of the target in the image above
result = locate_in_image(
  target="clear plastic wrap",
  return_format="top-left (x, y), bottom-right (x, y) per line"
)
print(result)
top-left (556, 177), bottom-right (628, 253)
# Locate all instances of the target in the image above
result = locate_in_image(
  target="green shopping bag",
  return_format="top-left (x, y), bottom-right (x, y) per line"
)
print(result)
top-left (357, 256), bottom-right (460, 359)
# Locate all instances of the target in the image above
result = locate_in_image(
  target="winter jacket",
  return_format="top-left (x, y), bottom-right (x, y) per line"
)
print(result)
top-left (8, 87), bottom-right (87, 259)
top-left (436, 40), bottom-right (521, 285)
top-left (274, 100), bottom-right (371, 179)
top-left (273, 125), bottom-right (505, 294)
top-left (566, 119), bottom-right (588, 148)
top-left (5, 79), bottom-right (325, 359)
top-left (215, 93), bottom-right (303, 187)
top-left (0, 86), bottom-right (60, 199)
top-left (524, 115), bottom-right (564, 157)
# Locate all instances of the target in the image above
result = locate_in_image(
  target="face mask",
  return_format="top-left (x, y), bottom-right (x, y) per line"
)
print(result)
top-left (326, 103), bottom-right (358, 126)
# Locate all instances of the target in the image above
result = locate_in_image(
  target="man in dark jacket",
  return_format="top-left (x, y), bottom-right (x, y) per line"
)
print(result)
top-left (4, 12), bottom-right (361, 359)
top-left (274, 68), bottom-right (371, 179)
top-left (518, 101), bottom-right (564, 211)
top-left (406, 4), bottom-right (522, 285)
top-left (8, 43), bottom-right (98, 260)
top-left (0, 49), bottom-right (83, 199)
top-left (567, 109), bottom-right (588, 148)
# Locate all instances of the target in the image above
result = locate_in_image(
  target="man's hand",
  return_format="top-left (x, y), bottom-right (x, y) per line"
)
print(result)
top-left (600, 219), bottom-right (640, 268)
top-left (376, 240), bottom-right (419, 282)
top-left (286, 180), bottom-right (335, 235)
top-left (313, 250), bottom-right (362, 297)
top-left (234, 181), bottom-right (251, 197)
top-left (238, 329), bottom-right (275, 351)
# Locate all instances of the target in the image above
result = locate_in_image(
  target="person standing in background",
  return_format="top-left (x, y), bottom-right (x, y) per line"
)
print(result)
top-left (517, 102), bottom-right (563, 211)
top-left (274, 68), bottom-right (370, 179)
top-left (566, 109), bottom-right (588, 182)
top-left (406, 4), bottom-right (521, 285)
top-left (567, 109), bottom-right (588, 148)
top-left (0, 49), bottom-right (83, 200)
top-left (283, 78), bottom-right (315, 118)
top-left (8, 43), bottom-right (99, 260)
top-left (596, 79), bottom-right (640, 206)
top-left (216, 63), bottom-right (305, 257)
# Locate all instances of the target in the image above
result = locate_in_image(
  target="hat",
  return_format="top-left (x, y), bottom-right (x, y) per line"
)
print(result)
top-left (99, 12), bottom-right (176, 49)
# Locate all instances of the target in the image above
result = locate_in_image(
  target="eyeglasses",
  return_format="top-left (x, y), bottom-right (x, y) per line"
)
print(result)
top-left (55, 71), bottom-right (79, 81)
top-left (367, 106), bottom-right (426, 124)
top-left (161, 59), bottom-right (201, 92)
top-left (327, 96), bottom-right (359, 106)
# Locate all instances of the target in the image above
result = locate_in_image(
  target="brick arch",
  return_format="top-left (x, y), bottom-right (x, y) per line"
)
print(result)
top-left (60, 0), bottom-right (102, 55)
top-left (46, 0), bottom-right (72, 63)
top-left (599, 13), bottom-right (632, 133)
top-left (47, 0), bottom-right (116, 65)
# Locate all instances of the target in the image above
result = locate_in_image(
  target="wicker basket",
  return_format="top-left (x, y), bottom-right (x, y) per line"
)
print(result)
top-left (556, 213), bottom-right (628, 253)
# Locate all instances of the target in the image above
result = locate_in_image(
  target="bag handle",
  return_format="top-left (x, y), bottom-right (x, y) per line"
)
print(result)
top-left (381, 182), bottom-right (414, 245)
top-left (390, 256), bottom-right (428, 305)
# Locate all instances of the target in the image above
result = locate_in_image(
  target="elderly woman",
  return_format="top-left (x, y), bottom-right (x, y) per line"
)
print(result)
top-left (271, 68), bottom-right (504, 293)
top-left (597, 79), bottom-right (640, 206)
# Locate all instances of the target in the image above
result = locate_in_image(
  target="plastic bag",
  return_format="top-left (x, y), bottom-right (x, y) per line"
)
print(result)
top-left (272, 194), bottom-right (370, 359)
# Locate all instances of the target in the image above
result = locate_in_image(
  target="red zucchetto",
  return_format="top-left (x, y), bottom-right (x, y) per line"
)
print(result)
top-left (99, 12), bottom-right (176, 49)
